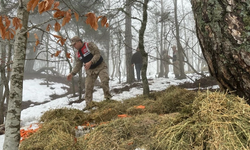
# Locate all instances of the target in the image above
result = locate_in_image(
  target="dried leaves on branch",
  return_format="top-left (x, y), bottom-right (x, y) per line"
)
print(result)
top-left (0, 0), bottom-right (108, 59)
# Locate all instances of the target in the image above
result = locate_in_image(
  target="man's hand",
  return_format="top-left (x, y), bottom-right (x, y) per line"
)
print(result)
top-left (84, 61), bottom-right (92, 70)
top-left (67, 73), bottom-right (73, 81)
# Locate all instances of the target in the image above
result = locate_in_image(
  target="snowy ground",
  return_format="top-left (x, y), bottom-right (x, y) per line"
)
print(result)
top-left (0, 73), bottom-right (218, 149)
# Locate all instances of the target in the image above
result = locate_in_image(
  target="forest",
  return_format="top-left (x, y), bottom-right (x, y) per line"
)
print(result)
top-left (1, 0), bottom-right (250, 149)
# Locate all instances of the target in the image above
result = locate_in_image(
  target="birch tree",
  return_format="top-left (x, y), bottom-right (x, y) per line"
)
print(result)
top-left (3, 0), bottom-right (29, 149)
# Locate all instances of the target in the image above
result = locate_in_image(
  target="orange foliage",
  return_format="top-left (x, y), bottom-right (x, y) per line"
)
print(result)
top-left (35, 40), bottom-right (39, 46)
top-left (74, 12), bottom-right (79, 22)
top-left (53, 34), bottom-right (66, 46)
top-left (85, 12), bottom-right (98, 30)
top-left (105, 23), bottom-right (109, 28)
top-left (44, 0), bottom-right (54, 11)
top-left (4, 15), bottom-right (11, 28)
top-left (54, 50), bottom-right (61, 57)
top-left (85, 13), bottom-right (109, 30)
top-left (38, 1), bottom-right (46, 14)
top-left (96, 15), bottom-right (102, 20)
top-left (53, 10), bottom-right (65, 19)
top-left (34, 33), bottom-right (39, 40)
top-left (12, 17), bottom-right (22, 30)
top-left (0, 15), bottom-right (23, 40)
top-left (52, 1), bottom-right (60, 10)
top-left (46, 24), bottom-right (51, 31)
top-left (54, 22), bottom-right (61, 32)
top-left (28, 0), bottom-right (57, 14)
top-left (101, 16), bottom-right (107, 27)
top-left (61, 37), bottom-right (67, 45)
top-left (34, 33), bottom-right (39, 48)
top-left (0, 16), bottom-right (22, 40)
top-left (0, 16), bottom-right (5, 40)
top-left (66, 53), bottom-right (71, 58)
top-left (24, 0), bottom-right (109, 57)
top-left (53, 34), bottom-right (61, 38)
top-left (27, 0), bottom-right (39, 12)
top-left (62, 10), bottom-right (71, 26)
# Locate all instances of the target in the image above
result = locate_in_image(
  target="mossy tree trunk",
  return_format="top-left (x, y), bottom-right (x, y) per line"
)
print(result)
top-left (191, 1), bottom-right (250, 102)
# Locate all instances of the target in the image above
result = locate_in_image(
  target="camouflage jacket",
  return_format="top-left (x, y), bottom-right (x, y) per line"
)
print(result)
top-left (71, 42), bottom-right (103, 75)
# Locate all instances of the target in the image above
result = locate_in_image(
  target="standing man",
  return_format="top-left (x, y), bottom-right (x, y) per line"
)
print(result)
top-left (131, 47), bottom-right (143, 82)
top-left (172, 45), bottom-right (180, 79)
top-left (67, 36), bottom-right (112, 109)
top-left (162, 50), bottom-right (170, 78)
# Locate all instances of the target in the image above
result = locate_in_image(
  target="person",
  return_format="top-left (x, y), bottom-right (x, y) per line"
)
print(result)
top-left (172, 45), bottom-right (180, 79)
top-left (67, 36), bottom-right (112, 109)
top-left (162, 50), bottom-right (170, 78)
top-left (131, 47), bottom-right (143, 82)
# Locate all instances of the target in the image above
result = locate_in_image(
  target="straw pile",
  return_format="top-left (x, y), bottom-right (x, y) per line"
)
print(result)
top-left (152, 91), bottom-right (250, 149)
top-left (19, 86), bottom-right (250, 150)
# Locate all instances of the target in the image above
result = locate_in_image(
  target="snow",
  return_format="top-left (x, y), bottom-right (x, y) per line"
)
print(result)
top-left (0, 73), bottom-right (215, 149)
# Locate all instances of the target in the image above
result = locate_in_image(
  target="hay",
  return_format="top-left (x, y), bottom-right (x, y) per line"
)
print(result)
top-left (158, 86), bottom-right (197, 114)
top-left (88, 100), bottom-right (127, 123)
top-left (40, 108), bottom-right (89, 125)
top-left (19, 86), bottom-right (250, 150)
top-left (153, 91), bottom-right (250, 150)
top-left (19, 119), bottom-right (81, 150)
top-left (77, 113), bottom-right (170, 150)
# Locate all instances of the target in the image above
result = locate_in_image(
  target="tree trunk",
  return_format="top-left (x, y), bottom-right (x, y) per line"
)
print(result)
top-left (158, 0), bottom-right (164, 78)
top-left (117, 34), bottom-right (122, 83)
top-left (125, 0), bottom-right (134, 83)
top-left (0, 42), bottom-right (5, 124)
top-left (139, 0), bottom-right (150, 96)
top-left (3, 2), bottom-right (29, 149)
top-left (190, 1), bottom-right (250, 101)
top-left (46, 33), bottom-right (49, 87)
top-left (5, 41), bottom-right (12, 107)
top-left (174, 0), bottom-right (186, 79)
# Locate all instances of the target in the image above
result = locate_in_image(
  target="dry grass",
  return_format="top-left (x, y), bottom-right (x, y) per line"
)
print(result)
top-left (153, 91), bottom-right (250, 150)
top-left (19, 119), bottom-right (81, 150)
top-left (19, 86), bottom-right (250, 150)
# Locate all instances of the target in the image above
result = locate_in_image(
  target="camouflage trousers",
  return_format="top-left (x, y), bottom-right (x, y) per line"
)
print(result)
top-left (85, 61), bottom-right (112, 105)
top-left (173, 61), bottom-right (180, 77)
top-left (163, 63), bottom-right (169, 77)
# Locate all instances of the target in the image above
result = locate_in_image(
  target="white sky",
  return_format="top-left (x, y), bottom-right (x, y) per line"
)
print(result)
top-left (0, 72), bottom-right (219, 149)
